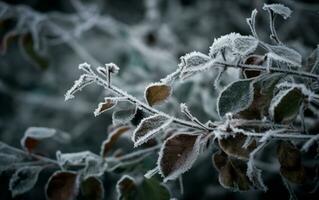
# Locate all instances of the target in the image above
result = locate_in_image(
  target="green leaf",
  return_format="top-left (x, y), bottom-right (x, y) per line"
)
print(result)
top-left (269, 87), bottom-right (304, 123)
top-left (217, 78), bottom-right (255, 117)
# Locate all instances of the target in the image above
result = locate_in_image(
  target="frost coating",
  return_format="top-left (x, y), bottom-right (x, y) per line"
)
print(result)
top-left (263, 3), bottom-right (292, 19)
top-left (178, 51), bottom-right (211, 79)
top-left (209, 33), bottom-right (258, 58)
top-left (65, 74), bottom-right (94, 101)
top-left (132, 114), bottom-right (173, 147)
top-left (158, 133), bottom-right (202, 182)
top-left (217, 78), bottom-right (255, 117)
top-left (9, 166), bottom-right (43, 197)
top-left (266, 45), bottom-right (302, 67)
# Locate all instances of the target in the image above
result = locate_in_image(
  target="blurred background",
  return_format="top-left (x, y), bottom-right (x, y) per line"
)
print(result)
top-left (0, 0), bottom-right (318, 199)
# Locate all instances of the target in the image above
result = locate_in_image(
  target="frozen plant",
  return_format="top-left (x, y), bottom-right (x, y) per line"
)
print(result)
top-left (1, 3), bottom-right (319, 200)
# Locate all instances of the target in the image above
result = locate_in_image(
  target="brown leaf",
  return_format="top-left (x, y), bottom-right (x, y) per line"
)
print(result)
top-left (94, 98), bottom-right (117, 116)
top-left (158, 133), bottom-right (202, 181)
top-left (277, 141), bottom-right (307, 184)
top-left (238, 74), bottom-right (283, 120)
top-left (218, 133), bottom-right (257, 160)
top-left (45, 171), bottom-right (79, 200)
top-left (80, 177), bottom-right (104, 200)
top-left (212, 151), bottom-right (252, 191)
top-left (116, 175), bottom-right (137, 200)
top-left (100, 126), bottom-right (131, 158)
top-left (145, 83), bottom-right (171, 106)
top-left (132, 114), bottom-right (172, 147)
top-left (20, 127), bottom-right (56, 153)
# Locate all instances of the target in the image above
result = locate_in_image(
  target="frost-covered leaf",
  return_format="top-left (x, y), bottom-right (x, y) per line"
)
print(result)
top-left (101, 126), bottom-right (131, 157)
top-left (56, 150), bottom-right (100, 167)
top-left (266, 45), bottom-right (302, 67)
top-left (263, 4), bottom-right (292, 19)
top-left (218, 133), bottom-right (257, 160)
top-left (209, 33), bottom-right (258, 58)
top-left (269, 87), bottom-right (304, 123)
top-left (19, 33), bottom-right (49, 70)
top-left (45, 171), bottom-right (79, 200)
top-left (80, 177), bottom-right (104, 200)
top-left (116, 176), bottom-right (170, 200)
top-left (94, 98), bottom-right (117, 116)
top-left (9, 166), bottom-right (43, 197)
top-left (238, 74), bottom-right (283, 119)
top-left (132, 114), bottom-right (172, 147)
top-left (246, 158), bottom-right (267, 191)
top-left (112, 102), bottom-right (137, 125)
top-left (0, 153), bottom-right (23, 173)
top-left (20, 127), bottom-right (56, 153)
top-left (217, 78), bottom-right (255, 117)
top-left (179, 51), bottom-right (211, 79)
top-left (145, 83), bottom-right (172, 106)
top-left (65, 74), bottom-right (94, 101)
top-left (212, 151), bottom-right (252, 191)
top-left (83, 157), bottom-right (105, 178)
top-left (158, 133), bottom-right (202, 182)
top-left (277, 141), bottom-right (307, 184)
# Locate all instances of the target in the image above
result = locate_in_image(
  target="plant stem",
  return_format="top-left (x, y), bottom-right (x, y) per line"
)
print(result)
top-left (217, 61), bottom-right (319, 80)
top-left (93, 73), bottom-right (211, 131)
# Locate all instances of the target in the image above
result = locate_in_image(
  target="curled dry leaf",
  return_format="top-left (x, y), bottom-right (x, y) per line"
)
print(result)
top-left (218, 133), bottom-right (257, 160)
top-left (158, 133), bottom-right (202, 182)
top-left (45, 171), bottom-right (79, 200)
top-left (212, 151), bottom-right (252, 191)
top-left (94, 98), bottom-right (117, 117)
top-left (80, 176), bottom-right (104, 200)
top-left (145, 83), bottom-right (172, 106)
top-left (132, 114), bottom-right (172, 147)
top-left (20, 127), bottom-right (56, 153)
top-left (100, 125), bottom-right (131, 157)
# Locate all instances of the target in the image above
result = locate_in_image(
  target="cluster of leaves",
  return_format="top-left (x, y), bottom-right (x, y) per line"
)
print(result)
top-left (1, 3), bottom-right (319, 200)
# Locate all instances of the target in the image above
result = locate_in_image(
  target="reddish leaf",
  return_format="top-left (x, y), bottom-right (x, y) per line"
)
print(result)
top-left (100, 126), bottom-right (131, 157)
top-left (145, 83), bottom-right (172, 106)
top-left (20, 127), bottom-right (56, 153)
top-left (45, 171), bottom-right (79, 200)
top-left (218, 133), bottom-right (257, 160)
top-left (158, 133), bottom-right (202, 182)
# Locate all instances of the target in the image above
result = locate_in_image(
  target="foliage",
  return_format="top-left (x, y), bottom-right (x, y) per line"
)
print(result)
top-left (0, 1), bottom-right (319, 200)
